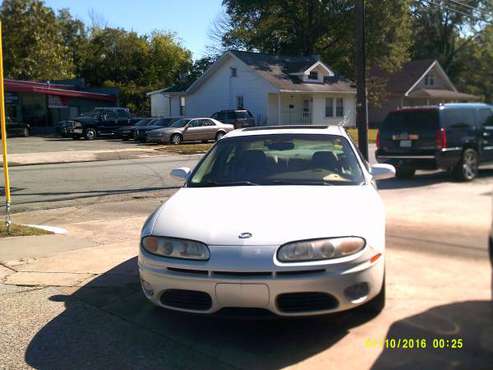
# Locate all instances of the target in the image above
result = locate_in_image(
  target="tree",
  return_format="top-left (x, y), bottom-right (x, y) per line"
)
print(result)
top-left (220, 0), bottom-right (412, 78)
top-left (0, 0), bottom-right (75, 80)
top-left (57, 8), bottom-right (88, 76)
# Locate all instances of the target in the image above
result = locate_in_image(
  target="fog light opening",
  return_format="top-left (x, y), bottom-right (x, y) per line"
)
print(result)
top-left (140, 279), bottom-right (154, 297)
top-left (344, 282), bottom-right (369, 303)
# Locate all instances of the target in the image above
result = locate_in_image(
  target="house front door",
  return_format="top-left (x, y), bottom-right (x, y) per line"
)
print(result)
top-left (302, 98), bottom-right (312, 124)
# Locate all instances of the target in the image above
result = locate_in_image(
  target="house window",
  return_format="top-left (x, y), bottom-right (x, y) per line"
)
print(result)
top-left (231, 67), bottom-right (237, 77)
top-left (236, 96), bottom-right (244, 108)
top-left (309, 71), bottom-right (318, 80)
top-left (336, 97), bottom-right (344, 117)
top-left (424, 73), bottom-right (434, 86)
top-left (325, 97), bottom-right (334, 117)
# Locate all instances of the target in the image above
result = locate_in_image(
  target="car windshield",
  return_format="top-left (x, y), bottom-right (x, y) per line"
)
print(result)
top-left (170, 119), bottom-right (191, 128)
top-left (188, 133), bottom-right (365, 187)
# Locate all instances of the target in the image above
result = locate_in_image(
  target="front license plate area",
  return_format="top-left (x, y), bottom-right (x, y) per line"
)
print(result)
top-left (400, 140), bottom-right (412, 148)
top-left (215, 283), bottom-right (269, 307)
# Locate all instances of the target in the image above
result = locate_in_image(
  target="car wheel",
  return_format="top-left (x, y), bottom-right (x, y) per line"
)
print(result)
top-left (170, 134), bottom-right (182, 145)
top-left (23, 127), bottom-right (30, 137)
top-left (85, 128), bottom-right (97, 140)
top-left (395, 166), bottom-right (415, 179)
top-left (215, 131), bottom-right (225, 141)
top-left (360, 275), bottom-right (385, 315)
top-left (452, 148), bottom-right (479, 181)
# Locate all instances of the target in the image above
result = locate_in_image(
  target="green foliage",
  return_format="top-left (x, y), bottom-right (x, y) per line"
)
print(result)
top-left (1, 0), bottom-right (75, 79)
top-left (0, 0), bottom-right (193, 113)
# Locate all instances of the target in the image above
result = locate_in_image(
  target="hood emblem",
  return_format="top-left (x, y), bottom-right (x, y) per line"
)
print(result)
top-left (238, 232), bottom-right (253, 239)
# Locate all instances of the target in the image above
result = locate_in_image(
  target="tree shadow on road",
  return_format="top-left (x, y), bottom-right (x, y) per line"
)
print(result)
top-left (24, 257), bottom-right (379, 370)
top-left (377, 168), bottom-right (493, 190)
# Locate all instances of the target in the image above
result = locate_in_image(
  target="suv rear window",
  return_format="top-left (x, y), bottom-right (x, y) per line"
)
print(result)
top-left (236, 111), bottom-right (250, 119)
top-left (382, 110), bottom-right (439, 131)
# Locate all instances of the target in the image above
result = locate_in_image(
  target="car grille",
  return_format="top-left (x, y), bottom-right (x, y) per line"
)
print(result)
top-left (276, 292), bottom-right (339, 313)
top-left (160, 289), bottom-right (212, 311)
top-left (165, 266), bottom-right (326, 279)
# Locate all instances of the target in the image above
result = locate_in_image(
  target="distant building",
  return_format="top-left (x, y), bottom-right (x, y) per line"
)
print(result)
top-left (368, 59), bottom-right (479, 127)
top-left (5, 79), bottom-right (119, 133)
top-left (147, 50), bottom-right (357, 127)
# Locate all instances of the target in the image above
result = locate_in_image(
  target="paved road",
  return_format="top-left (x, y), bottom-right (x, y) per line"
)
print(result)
top-left (2, 155), bottom-right (199, 213)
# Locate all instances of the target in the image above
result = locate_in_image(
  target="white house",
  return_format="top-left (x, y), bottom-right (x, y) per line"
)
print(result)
top-left (147, 50), bottom-right (357, 127)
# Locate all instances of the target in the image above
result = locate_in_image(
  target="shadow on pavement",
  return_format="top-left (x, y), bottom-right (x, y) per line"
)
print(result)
top-left (377, 168), bottom-right (493, 190)
top-left (25, 257), bottom-right (378, 370)
top-left (372, 245), bottom-right (493, 370)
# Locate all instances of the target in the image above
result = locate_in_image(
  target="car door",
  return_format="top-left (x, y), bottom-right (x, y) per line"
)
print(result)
top-left (183, 119), bottom-right (203, 141)
top-left (478, 107), bottom-right (493, 162)
top-left (100, 111), bottom-right (118, 134)
top-left (202, 119), bottom-right (218, 140)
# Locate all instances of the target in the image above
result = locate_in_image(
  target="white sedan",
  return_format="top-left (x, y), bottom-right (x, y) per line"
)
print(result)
top-left (138, 125), bottom-right (395, 317)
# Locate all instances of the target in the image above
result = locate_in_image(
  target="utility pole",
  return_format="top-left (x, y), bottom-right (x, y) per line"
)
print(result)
top-left (355, 0), bottom-right (369, 161)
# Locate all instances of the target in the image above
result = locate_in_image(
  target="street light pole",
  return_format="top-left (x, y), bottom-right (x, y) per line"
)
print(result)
top-left (355, 0), bottom-right (369, 161)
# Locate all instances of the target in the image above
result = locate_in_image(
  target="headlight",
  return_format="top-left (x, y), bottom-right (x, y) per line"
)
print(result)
top-left (141, 236), bottom-right (210, 260)
top-left (277, 237), bottom-right (365, 262)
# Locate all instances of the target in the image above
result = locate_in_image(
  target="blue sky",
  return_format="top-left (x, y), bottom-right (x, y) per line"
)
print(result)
top-left (44, 0), bottom-right (225, 59)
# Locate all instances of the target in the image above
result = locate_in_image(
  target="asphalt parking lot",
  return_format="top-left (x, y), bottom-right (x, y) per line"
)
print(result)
top-left (6, 136), bottom-right (150, 154)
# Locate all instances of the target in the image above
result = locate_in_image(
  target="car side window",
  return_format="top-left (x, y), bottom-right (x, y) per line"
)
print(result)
top-left (203, 119), bottom-right (215, 126)
top-left (190, 120), bottom-right (203, 128)
top-left (441, 109), bottom-right (475, 128)
top-left (478, 109), bottom-right (493, 128)
top-left (117, 110), bottom-right (128, 118)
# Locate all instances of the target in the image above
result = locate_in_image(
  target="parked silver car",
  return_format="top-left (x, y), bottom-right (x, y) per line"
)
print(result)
top-left (145, 118), bottom-right (235, 144)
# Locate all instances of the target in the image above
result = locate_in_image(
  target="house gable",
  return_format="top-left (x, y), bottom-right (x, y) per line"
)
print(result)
top-left (405, 61), bottom-right (457, 96)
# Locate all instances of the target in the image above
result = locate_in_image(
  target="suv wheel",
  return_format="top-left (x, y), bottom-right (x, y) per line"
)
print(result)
top-left (453, 148), bottom-right (479, 181)
top-left (85, 128), bottom-right (97, 140)
top-left (215, 131), bottom-right (225, 141)
top-left (170, 134), bottom-right (182, 145)
top-left (395, 166), bottom-right (416, 179)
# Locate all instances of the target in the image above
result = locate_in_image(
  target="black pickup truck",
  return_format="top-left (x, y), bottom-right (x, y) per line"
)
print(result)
top-left (63, 107), bottom-right (140, 140)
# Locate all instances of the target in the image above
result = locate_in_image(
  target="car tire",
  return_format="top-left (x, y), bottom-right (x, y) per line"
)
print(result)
top-left (215, 131), bottom-right (225, 141)
top-left (23, 127), bottom-right (30, 137)
top-left (360, 275), bottom-right (386, 315)
top-left (84, 128), bottom-right (97, 140)
top-left (452, 148), bottom-right (479, 181)
top-left (395, 166), bottom-right (415, 179)
top-left (170, 134), bottom-right (182, 145)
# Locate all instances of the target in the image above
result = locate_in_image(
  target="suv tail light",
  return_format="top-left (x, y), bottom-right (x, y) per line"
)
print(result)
top-left (376, 129), bottom-right (381, 149)
top-left (436, 128), bottom-right (447, 149)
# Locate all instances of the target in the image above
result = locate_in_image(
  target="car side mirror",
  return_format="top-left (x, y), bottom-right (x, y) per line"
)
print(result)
top-left (171, 167), bottom-right (191, 180)
top-left (370, 164), bottom-right (395, 180)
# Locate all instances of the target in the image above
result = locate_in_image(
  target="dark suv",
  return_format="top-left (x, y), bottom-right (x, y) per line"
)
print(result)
top-left (376, 103), bottom-right (493, 181)
top-left (211, 109), bottom-right (255, 128)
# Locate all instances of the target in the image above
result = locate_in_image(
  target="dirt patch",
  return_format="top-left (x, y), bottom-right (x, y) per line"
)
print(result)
top-left (0, 224), bottom-right (53, 238)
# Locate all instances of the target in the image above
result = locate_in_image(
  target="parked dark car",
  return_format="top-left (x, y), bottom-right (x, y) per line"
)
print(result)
top-left (69, 107), bottom-right (136, 140)
top-left (116, 118), bottom-right (153, 140)
top-left (376, 103), bottom-right (493, 181)
top-left (1, 117), bottom-right (30, 137)
top-left (134, 117), bottom-right (180, 142)
top-left (211, 109), bottom-right (256, 128)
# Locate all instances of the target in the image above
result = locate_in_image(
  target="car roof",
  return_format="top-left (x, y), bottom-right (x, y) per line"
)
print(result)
top-left (391, 102), bottom-right (493, 113)
top-left (225, 125), bottom-right (347, 138)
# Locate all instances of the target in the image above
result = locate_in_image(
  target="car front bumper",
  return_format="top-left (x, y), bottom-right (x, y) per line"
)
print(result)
top-left (138, 246), bottom-right (384, 317)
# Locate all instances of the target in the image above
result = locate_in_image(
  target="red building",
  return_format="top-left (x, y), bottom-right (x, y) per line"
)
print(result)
top-left (5, 79), bottom-right (118, 133)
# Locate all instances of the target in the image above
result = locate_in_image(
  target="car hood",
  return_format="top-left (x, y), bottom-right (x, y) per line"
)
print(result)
top-left (150, 185), bottom-right (385, 246)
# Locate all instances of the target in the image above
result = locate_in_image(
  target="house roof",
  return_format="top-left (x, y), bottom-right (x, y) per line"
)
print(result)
top-left (407, 88), bottom-right (478, 100)
top-left (369, 59), bottom-right (437, 95)
top-left (147, 80), bottom-right (194, 96)
top-left (230, 50), bottom-right (355, 93)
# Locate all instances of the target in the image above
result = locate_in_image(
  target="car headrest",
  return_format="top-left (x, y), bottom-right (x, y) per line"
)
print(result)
top-left (311, 151), bottom-right (339, 170)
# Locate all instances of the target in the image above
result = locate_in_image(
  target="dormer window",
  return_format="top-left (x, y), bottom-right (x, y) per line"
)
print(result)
top-left (308, 71), bottom-right (319, 80)
top-left (231, 67), bottom-right (237, 77)
top-left (424, 73), bottom-right (434, 86)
